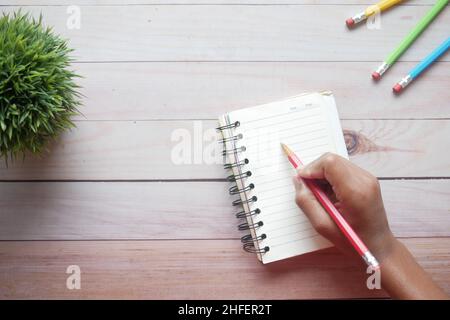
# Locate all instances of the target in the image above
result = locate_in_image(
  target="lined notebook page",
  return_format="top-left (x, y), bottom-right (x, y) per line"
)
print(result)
top-left (223, 92), bottom-right (348, 264)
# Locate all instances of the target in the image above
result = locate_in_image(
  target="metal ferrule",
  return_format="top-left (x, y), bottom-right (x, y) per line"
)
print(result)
top-left (375, 62), bottom-right (389, 77)
top-left (352, 12), bottom-right (367, 24)
top-left (362, 251), bottom-right (380, 268)
top-left (398, 74), bottom-right (413, 89)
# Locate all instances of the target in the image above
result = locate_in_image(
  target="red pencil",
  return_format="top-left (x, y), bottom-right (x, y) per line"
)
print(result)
top-left (281, 143), bottom-right (380, 269)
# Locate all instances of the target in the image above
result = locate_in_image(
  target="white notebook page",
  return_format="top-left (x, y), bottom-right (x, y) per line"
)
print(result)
top-left (223, 92), bottom-right (348, 264)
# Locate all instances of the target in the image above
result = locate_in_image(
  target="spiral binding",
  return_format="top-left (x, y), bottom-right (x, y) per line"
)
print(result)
top-left (227, 170), bottom-right (251, 182)
top-left (229, 183), bottom-right (254, 195)
top-left (217, 119), bottom-right (270, 256)
top-left (224, 158), bottom-right (248, 170)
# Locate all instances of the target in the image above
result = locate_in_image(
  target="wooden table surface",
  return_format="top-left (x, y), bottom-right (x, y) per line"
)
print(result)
top-left (0, 0), bottom-right (449, 299)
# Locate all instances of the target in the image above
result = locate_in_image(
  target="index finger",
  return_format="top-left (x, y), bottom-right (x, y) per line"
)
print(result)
top-left (297, 152), bottom-right (352, 187)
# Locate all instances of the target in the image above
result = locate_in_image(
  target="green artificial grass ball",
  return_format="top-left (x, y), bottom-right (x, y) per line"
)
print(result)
top-left (0, 12), bottom-right (81, 160)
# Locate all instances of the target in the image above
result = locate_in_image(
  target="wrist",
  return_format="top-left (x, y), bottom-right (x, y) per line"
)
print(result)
top-left (368, 231), bottom-right (398, 265)
top-left (376, 238), bottom-right (449, 299)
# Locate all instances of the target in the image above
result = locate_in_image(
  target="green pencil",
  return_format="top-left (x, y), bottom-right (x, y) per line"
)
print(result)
top-left (372, 0), bottom-right (449, 80)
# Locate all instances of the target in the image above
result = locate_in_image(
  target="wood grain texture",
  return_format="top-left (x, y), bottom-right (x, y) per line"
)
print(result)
top-left (0, 238), bottom-right (448, 299)
top-left (1, 5), bottom-right (448, 62)
top-left (73, 61), bottom-right (450, 121)
top-left (0, 180), bottom-right (449, 240)
top-left (1, 120), bottom-right (449, 180)
top-left (0, 1), bottom-right (448, 300)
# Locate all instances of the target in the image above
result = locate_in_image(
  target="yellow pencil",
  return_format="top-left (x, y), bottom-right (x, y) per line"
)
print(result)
top-left (346, 0), bottom-right (404, 27)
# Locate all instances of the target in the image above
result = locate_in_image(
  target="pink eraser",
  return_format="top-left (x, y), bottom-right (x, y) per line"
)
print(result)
top-left (372, 72), bottom-right (381, 81)
top-left (346, 18), bottom-right (355, 27)
top-left (393, 84), bottom-right (403, 94)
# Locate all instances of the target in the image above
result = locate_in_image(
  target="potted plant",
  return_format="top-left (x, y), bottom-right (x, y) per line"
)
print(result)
top-left (0, 12), bottom-right (81, 161)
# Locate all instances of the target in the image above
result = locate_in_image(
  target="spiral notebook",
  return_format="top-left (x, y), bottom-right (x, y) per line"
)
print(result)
top-left (218, 92), bottom-right (348, 264)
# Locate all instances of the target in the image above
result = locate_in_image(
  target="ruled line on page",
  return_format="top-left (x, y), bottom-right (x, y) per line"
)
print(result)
top-left (224, 93), bottom-right (343, 263)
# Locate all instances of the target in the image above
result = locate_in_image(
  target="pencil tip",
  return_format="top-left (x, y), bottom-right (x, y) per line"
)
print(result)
top-left (280, 142), bottom-right (292, 156)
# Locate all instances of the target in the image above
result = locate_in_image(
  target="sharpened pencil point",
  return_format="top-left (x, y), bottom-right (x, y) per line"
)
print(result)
top-left (280, 143), bottom-right (293, 156)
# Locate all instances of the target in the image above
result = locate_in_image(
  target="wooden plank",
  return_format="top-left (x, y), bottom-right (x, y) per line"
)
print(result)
top-left (0, 181), bottom-right (235, 240)
top-left (1, 5), bottom-right (448, 62)
top-left (0, 238), bottom-right (448, 299)
top-left (3, 0), bottom-right (439, 5)
top-left (1, 120), bottom-right (449, 180)
top-left (380, 180), bottom-right (450, 237)
top-left (73, 61), bottom-right (450, 121)
top-left (0, 180), bottom-right (449, 240)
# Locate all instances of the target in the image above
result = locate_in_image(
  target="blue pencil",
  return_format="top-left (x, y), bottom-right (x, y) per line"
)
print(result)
top-left (393, 37), bottom-right (450, 93)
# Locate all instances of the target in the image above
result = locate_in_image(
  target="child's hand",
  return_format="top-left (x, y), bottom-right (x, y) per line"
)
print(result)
top-left (292, 152), bottom-right (395, 262)
top-left (292, 152), bottom-right (447, 299)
